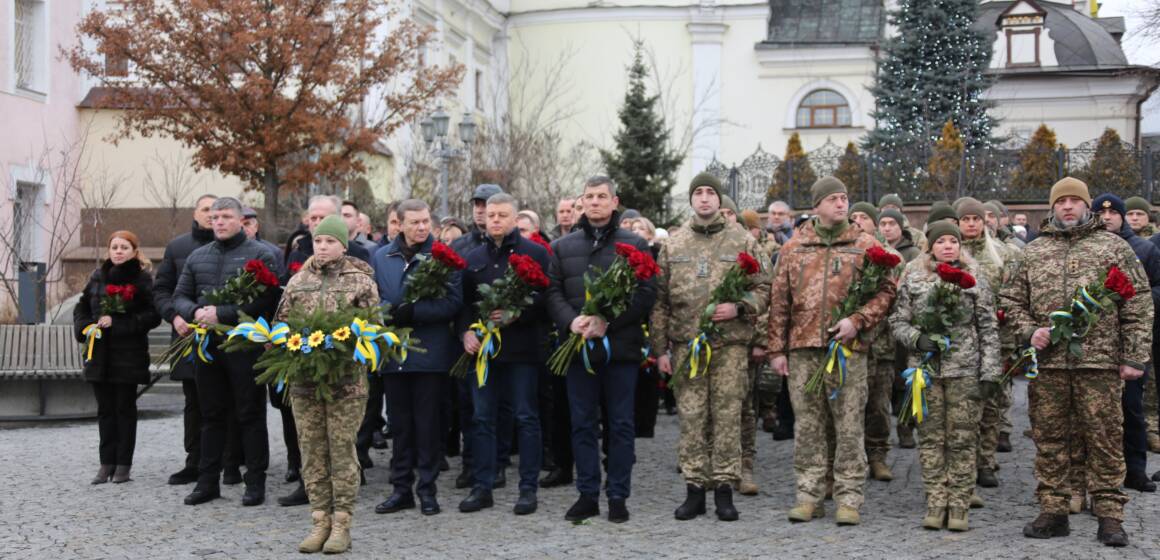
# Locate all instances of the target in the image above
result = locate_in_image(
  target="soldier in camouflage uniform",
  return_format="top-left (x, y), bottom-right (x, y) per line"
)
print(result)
top-left (274, 215), bottom-right (380, 554)
top-left (1125, 196), bottom-right (1158, 239)
top-left (878, 193), bottom-right (927, 252)
top-left (955, 198), bottom-right (1019, 491)
top-left (767, 177), bottom-right (897, 526)
top-left (982, 201), bottom-right (1022, 451)
top-left (1001, 178), bottom-right (1152, 547)
top-left (739, 209), bottom-right (780, 495)
top-left (849, 202), bottom-right (904, 482)
top-left (654, 173), bottom-right (770, 521)
top-left (889, 221), bottom-right (1001, 532)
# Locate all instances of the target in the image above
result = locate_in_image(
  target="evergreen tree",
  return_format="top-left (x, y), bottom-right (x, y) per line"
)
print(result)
top-left (1076, 128), bottom-right (1141, 196)
top-left (834, 142), bottom-right (864, 191)
top-left (768, 133), bottom-right (817, 206)
top-left (865, 0), bottom-right (997, 191)
top-left (599, 41), bottom-right (683, 225)
top-left (1012, 124), bottom-right (1060, 190)
top-left (924, 120), bottom-right (964, 193)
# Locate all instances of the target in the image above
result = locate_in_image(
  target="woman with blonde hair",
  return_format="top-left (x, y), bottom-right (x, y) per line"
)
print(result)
top-left (73, 231), bottom-right (161, 484)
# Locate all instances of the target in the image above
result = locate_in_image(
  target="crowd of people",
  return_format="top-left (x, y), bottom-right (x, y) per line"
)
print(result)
top-left (73, 171), bottom-right (1160, 553)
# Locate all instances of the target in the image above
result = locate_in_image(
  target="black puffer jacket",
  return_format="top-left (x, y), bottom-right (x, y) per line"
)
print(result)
top-left (173, 230), bottom-right (282, 325)
top-left (457, 230), bottom-right (551, 364)
top-left (546, 212), bottom-right (656, 364)
top-left (73, 259), bottom-right (162, 384)
top-left (450, 225), bottom-right (488, 259)
top-left (153, 222), bottom-right (215, 380)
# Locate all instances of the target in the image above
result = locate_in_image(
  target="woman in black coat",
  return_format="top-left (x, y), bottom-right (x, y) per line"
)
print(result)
top-left (73, 230), bottom-right (162, 484)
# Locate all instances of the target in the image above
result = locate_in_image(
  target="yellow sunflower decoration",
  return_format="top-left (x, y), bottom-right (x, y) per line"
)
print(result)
top-left (307, 330), bottom-right (326, 348)
top-left (332, 326), bottom-right (352, 342)
top-left (287, 333), bottom-right (304, 352)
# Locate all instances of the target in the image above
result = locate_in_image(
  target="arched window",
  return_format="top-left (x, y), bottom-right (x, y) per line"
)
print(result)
top-left (795, 89), bottom-right (852, 128)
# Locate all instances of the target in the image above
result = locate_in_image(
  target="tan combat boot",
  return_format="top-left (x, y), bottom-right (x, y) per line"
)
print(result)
top-left (1069, 492), bottom-right (1086, 514)
top-left (969, 492), bottom-right (985, 509)
top-left (787, 502), bottom-right (824, 522)
top-left (835, 505), bottom-right (861, 526)
top-left (739, 458), bottom-right (758, 496)
top-left (323, 511), bottom-right (351, 554)
top-left (299, 511), bottom-right (331, 553)
top-left (922, 506), bottom-right (945, 530)
top-left (869, 459), bottom-right (893, 482)
top-left (947, 507), bottom-right (969, 532)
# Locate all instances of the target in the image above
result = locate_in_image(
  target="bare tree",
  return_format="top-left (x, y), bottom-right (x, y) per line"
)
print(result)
top-left (142, 151), bottom-right (206, 238)
top-left (1137, 0), bottom-right (1160, 41)
top-left (81, 166), bottom-right (128, 269)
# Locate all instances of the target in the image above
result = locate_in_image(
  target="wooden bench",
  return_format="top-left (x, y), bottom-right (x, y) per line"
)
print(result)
top-left (0, 324), bottom-right (95, 420)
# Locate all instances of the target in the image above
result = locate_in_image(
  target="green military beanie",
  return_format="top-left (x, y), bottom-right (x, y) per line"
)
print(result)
top-left (689, 172), bottom-right (723, 202)
top-left (928, 201), bottom-right (957, 224)
top-left (1126, 196), bottom-right (1151, 215)
top-left (956, 198), bottom-right (986, 220)
top-left (925, 220), bottom-right (962, 247)
top-left (850, 202), bottom-right (879, 224)
top-left (721, 194), bottom-right (739, 214)
top-left (1049, 177), bottom-right (1091, 207)
top-left (878, 193), bottom-right (903, 210)
top-left (810, 176), bottom-right (848, 207)
top-left (983, 202), bottom-right (1004, 220)
top-left (879, 208), bottom-right (906, 227)
top-left (314, 214), bottom-right (349, 248)
top-left (986, 199), bottom-right (1009, 217)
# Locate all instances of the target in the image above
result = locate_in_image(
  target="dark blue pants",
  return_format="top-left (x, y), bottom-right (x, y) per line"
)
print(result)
top-left (1123, 371), bottom-right (1148, 475)
top-left (567, 360), bottom-right (637, 500)
top-left (384, 372), bottom-right (444, 497)
top-left (471, 363), bottom-right (541, 491)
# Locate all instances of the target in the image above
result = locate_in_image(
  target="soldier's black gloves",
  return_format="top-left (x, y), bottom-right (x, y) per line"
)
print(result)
top-left (978, 380), bottom-right (1002, 401)
top-left (915, 335), bottom-right (940, 353)
top-left (391, 303), bottom-right (415, 324)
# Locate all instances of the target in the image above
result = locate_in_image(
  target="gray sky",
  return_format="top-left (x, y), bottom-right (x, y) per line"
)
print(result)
top-left (1098, 0), bottom-right (1159, 134)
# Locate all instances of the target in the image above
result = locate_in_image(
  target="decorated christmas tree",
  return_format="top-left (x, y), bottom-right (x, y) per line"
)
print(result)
top-left (1012, 124), bottom-right (1060, 190)
top-left (768, 133), bottom-right (817, 205)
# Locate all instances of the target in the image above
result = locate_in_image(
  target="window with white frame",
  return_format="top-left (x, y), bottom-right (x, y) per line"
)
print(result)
top-left (795, 89), bottom-right (852, 128)
top-left (14, 0), bottom-right (48, 94)
top-left (13, 181), bottom-right (43, 263)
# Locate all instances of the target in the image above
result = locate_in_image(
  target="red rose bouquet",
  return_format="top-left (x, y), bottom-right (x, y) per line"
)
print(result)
top-left (547, 242), bottom-right (658, 376)
top-left (205, 259), bottom-right (279, 305)
top-left (288, 261), bottom-right (303, 276)
top-left (805, 245), bottom-right (901, 397)
top-left (674, 252), bottom-right (763, 383)
top-left (404, 241), bottom-right (466, 303)
top-left (100, 284), bottom-right (137, 315)
top-left (451, 254), bottom-right (550, 386)
top-left (529, 232), bottom-right (553, 255)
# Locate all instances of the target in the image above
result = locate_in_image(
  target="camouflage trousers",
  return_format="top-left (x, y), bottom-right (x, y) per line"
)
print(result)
top-left (788, 348), bottom-right (869, 509)
top-left (977, 378), bottom-right (1012, 471)
top-left (917, 377), bottom-right (982, 510)
top-left (675, 343), bottom-right (747, 487)
top-left (741, 356), bottom-right (769, 464)
top-left (291, 379), bottom-right (366, 514)
top-left (865, 358), bottom-right (896, 462)
top-left (1028, 368), bottom-right (1128, 520)
top-left (1146, 382), bottom-right (1158, 442)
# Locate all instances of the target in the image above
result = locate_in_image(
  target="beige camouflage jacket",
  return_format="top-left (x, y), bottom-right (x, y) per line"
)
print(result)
top-left (767, 218), bottom-right (897, 356)
top-left (651, 214), bottom-right (770, 350)
top-left (750, 230), bottom-right (780, 348)
top-left (869, 232), bottom-right (904, 360)
top-left (961, 235), bottom-right (1019, 350)
top-left (999, 216), bottom-right (1153, 371)
top-left (889, 257), bottom-right (1001, 380)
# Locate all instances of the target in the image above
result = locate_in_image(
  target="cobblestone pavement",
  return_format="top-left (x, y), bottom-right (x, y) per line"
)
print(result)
top-left (2, 378), bottom-right (1159, 559)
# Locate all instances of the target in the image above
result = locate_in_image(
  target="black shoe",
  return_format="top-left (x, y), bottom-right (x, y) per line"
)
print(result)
top-left (277, 482), bottom-right (309, 506)
top-left (241, 484), bottom-right (265, 506)
top-left (167, 466), bottom-right (199, 486)
top-left (761, 416), bottom-right (776, 433)
top-left (1097, 517), bottom-right (1129, 547)
top-left (714, 485), bottom-right (739, 522)
top-left (540, 468), bottom-right (573, 488)
top-left (514, 490), bottom-right (538, 515)
top-left (285, 467), bottom-right (300, 483)
top-left (440, 457), bottom-right (451, 472)
top-left (772, 425), bottom-right (794, 441)
top-left (1153, 469), bottom-right (1160, 482)
top-left (222, 467), bottom-right (243, 486)
top-left (674, 484), bottom-right (706, 520)
top-left (420, 494), bottom-right (440, 516)
top-left (608, 498), bottom-right (629, 523)
top-left (996, 432), bottom-right (1013, 453)
top-left (1023, 513), bottom-right (1069, 539)
top-left (564, 495), bottom-right (599, 522)
top-left (357, 450), bottom-right (374, 469)
top-left (1125, 471), bottom-right (1157, 493)
top-left (897, 429), bottom-right (916, 449)
top-left (360, 469), bottom-right (366, 486)
top-left (184, 483), bottom-right (221, 505)
top-left (977, 468), bottom-right (998, 488)
top-left (455, 467), bottom-right (472, 489)
top-left (375, 493), bottom-right (415, 514)
top-left (542, 455), bottom-right (557, 472)
top-left (458, 488), bottom-right (494, 513)
top-left (372, 430), bottom-right (389, 450)
top-left (494, 468), bottom-right (507, 489)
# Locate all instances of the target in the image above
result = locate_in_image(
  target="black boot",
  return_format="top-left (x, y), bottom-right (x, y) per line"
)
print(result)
top-left (222, 466), bottom-right (243, 486)
top-left (371, 430), bottom-right (389, 450)
top-left (1023, 513), bottom-right (1069, 539)
top-left (564, 494), bottom-right (599, 521)
top-left (458, 488), bottom-right (494, 513)
top-left (674, 484), bottom-right (706, 520)
top-left (1097, 517), bottom-right (1129, 547)
top-left (455, 465), bottom-right (472, 489)
top-left (277, 481), bottom-right (309, 506)
top-left (772, 424), bottom-right (794, 441)
top-left (976, 468), bottom-right (998, 488)
top-left (540, 468), bottom-right (573, 488)
top-left (1124, 471), bottom-right (1157, 492)
top-left (285, 467), bottom-right (300, 483)
top-left (608, 498), bottom-right (629, 523)
top-left (242, 483), bottom-right (265, 507)
top-left (167, 466), bottom-right (198, 485)
top-left (357, 449), bottom-right (374, 469)
top-left (996, 432), bottom-right (1013, 453)
top-left (184, 482), bottom-right (221, 505)
top-left (714, 485), bottom-right (739, 521)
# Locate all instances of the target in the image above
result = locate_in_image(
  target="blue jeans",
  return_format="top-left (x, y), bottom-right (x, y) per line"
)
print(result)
top-left (471, 362), bottom-right (541, 491)
top-left (567, 360), bottom-right (637, 500)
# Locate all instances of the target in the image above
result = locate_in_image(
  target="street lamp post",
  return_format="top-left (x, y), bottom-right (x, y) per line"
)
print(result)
top-left (421, 105), bottom-right (476, 218)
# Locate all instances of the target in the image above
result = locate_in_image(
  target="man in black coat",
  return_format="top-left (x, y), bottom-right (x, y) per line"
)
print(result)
top-left (286, 195), bottom-right (370, 275)
top-left (154, 194), bottom-right (241, 486)
top-left (455, 193), bottom-right (550, 516)
top-left (174, 197), bottom-right (282, 507)
top-left (546, 176), bottom-right (656, 523)
top-left (1095, 194), bottom-right (1159, 493)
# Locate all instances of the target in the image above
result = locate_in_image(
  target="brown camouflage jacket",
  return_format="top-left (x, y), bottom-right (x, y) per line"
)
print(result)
top-left (651, 214), bottom-right (770, 350)
top-left (1000, 216), bottom-right (1153, 371)
top-left (889, 257), bottom-right (1001, 380)
top-left (767, 218), bottom-right (897, 356)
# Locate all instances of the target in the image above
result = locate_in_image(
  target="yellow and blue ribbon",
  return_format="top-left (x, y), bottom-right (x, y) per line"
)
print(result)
top-left (581, 336), bottom-right (611, 374)
top-left (469, 321), bottom-right (502, 388)
top-left (82, 324), bottom-right (101, 362)
top-left (824, 339), bottom-right (852, 400)
top-left (226, 317), bottom-right (289, 345)
top-left (351, 318), bottom-right (383, 371)
top-left (181, 326), bottom-right (214, 363)
top-left (686, 332), bottom-right (712, 379)
top-left (900, 356), bottom-right (933, 424)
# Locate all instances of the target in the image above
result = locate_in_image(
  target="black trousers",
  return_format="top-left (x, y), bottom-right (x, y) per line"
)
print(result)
top-left (357, 373), bottom-right (387, 457)
top-left (542, 370), bottom-right (573, 472)
top-left (92, 382), bottom-right (138, 465)
top-left (634, 367), bottom-right (659, 438)
top-left (268, 384), bottom-right (301, 471)
top-left (181, 379), bottom-right (243, 471)
top-left (384, 372), bottom-right (444, 497)
top-left (1123, 372), bottom-right (1148, 475)
top-left (195, 350), bottom-right (268, 486)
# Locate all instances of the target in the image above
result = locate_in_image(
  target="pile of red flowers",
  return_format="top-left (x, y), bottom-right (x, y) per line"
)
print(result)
top-left (510, 254), bottom-right (550, 289)
top-left (935, 262), bottom-right (977, 290)
top-left (404, 241), bottom-right (466, 304)
top-left (738, 252), bottom-right (761, 275)
top-left (1105, 265), bottom-right (1136, 300)
top-left (288, 261), bottom-right (303, 276)
top-left (529, 232), bottom-right (553, 255)
top-left (206, 259), bottom-right (279, 306)
top-left (245, 259), bottom-right (281, 287)
top-left (101, 284), bottom-right (137, 314)
top-left (616, 243), bottom-right (660, 281)
top-left (827, 244), bottom-right (901, 326)
top-left (866, 246), bottom-right (902, 269)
